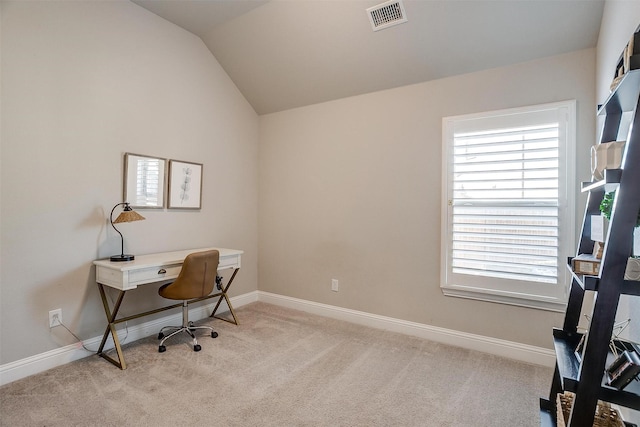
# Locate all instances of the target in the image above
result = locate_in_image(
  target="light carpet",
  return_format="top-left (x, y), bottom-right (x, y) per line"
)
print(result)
top-left (0, 302), bottom-right (551, 426)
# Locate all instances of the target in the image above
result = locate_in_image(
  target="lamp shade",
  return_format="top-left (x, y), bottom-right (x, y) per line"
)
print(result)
top-left (110, 202), bottom-right (145, 262)
top-left (113, 209), bottom-right (145, 224)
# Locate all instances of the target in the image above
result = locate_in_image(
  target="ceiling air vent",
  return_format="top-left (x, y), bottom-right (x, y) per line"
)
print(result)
top-left (366, 0), bottom-right (408, 32)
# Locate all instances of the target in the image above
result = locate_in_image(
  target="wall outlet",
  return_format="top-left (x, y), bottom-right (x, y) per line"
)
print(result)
top-left (331, 279), bottom-right (339, 292)
top-left (49, 309), bottom-right (62, 328)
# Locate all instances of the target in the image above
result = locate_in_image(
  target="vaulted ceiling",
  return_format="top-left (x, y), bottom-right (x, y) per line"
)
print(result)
top-left (133, 0), bottom-right (605, 115)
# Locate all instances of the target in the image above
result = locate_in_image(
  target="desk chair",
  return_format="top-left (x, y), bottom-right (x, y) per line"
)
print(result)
top-left (157, 250), bottom-right (220, 353)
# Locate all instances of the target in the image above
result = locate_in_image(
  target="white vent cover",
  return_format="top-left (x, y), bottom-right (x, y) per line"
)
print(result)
top-left (366, 0), bottom-right (408, 32)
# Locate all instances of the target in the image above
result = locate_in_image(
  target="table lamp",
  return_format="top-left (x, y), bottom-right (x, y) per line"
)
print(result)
top-left (110, 202), bottom-right (145, 262)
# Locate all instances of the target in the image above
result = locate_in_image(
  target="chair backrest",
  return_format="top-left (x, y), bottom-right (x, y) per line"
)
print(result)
top-left (158, 250), bottom-right (220, 300)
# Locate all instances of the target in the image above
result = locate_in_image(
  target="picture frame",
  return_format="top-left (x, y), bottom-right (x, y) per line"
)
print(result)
top-left (168, 159), bottom-right (202, 209)
top-left (606, 349), bottom-right (640, 390)
top-left (123, 153), bottom-right (166, 209)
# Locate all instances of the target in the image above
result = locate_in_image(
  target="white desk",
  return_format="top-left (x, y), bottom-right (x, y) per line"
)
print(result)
top-left (93, 247), bottom-right (243, 369)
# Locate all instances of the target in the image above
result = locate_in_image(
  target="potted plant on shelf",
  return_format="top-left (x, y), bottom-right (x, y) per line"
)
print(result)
top-left (599, 190), bottom-right (640, 258)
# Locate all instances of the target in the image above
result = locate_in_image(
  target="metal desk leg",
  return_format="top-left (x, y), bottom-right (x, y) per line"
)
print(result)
top-left (210, 268), bottom-right (239, 325)
top-left (96, 283), bottom-right (128, 370)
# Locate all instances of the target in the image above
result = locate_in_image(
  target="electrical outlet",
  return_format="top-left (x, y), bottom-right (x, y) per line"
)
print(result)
top-left (49, 309), bottom-right (62, 328)
top-left (331, 279), bottom-right (339, 292)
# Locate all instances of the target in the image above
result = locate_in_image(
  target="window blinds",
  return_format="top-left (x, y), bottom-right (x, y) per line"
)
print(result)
top-left (450, 123), bottom-right (560, 284)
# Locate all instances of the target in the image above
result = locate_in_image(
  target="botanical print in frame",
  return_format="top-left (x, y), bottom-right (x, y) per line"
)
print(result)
top-left (168, 160), bottom-right (202, 209)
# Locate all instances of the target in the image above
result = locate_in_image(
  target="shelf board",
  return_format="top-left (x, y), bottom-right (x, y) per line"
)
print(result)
top-left (552, 328), bottom-right (640, 411)
top-left (566, 262), bottom-right (640, 296)
top-left (598, 70), bottom-right (640, 116)
top-left (621, 280), bottom-right (640, 296)
top-left (566, 264), bottom-right (597, 291)
top-left (553, 328), bottom-right (582, 390)
top-left (581, 169), bottom-right (622, 192)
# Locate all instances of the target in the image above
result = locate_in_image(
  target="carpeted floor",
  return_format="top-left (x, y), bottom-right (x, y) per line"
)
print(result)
top-left (0, 302), bottom-right (552, 426)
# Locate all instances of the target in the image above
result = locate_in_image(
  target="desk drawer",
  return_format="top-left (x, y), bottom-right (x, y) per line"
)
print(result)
top-left (96, 266), bottom-right (125, 288)
top-left (219, 253), bottom-right (241, 270)
top-left (128, 264), bottom-right (182, 286)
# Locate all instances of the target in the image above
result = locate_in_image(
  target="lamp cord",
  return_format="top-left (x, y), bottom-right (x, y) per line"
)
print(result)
top-left (55, 319), bottom-right (129, 354)
top-left (53, 291), bottom-right (129, 353)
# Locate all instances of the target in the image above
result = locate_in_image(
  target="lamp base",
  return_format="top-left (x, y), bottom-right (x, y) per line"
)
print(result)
top-left (110, 254), bottom-right (135, 262)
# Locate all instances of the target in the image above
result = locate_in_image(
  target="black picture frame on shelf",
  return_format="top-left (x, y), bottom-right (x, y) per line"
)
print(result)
top-left (606, 350), bottom-right (640, 390)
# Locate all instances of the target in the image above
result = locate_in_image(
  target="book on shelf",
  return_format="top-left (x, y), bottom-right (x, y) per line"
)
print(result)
top-left (572, 254), bottom-right (601, 276)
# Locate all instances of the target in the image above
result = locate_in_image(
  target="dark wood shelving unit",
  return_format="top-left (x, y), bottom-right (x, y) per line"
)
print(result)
top-left (540, 66), bottom-right (640, 426)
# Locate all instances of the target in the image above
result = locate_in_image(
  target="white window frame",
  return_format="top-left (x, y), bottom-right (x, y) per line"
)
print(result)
top-left (441, 101), bottom-right (576, 311)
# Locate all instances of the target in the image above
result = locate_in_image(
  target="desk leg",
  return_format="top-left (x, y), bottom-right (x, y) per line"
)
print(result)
top-left (96, 283), bottom-right (127, 370)
top-left (210, 268), bottom-right (239, 325)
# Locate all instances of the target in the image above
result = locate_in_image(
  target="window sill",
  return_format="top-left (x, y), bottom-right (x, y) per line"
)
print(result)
top-left (441, 285), bottom-right (567, 312)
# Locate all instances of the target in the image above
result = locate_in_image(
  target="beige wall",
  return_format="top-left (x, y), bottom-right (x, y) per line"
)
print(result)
top-left (259, 48), bottom-right (596, 349)
top-left (4, 0), bottom-right (636, 369)
top-left (596, 1), bottom-right (640, 102)
top-left (0, 1), bottom-right (259, 364)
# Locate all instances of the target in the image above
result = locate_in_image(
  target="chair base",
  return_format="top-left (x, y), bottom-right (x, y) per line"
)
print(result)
top-left (158, 301), bottom-right (218, 352)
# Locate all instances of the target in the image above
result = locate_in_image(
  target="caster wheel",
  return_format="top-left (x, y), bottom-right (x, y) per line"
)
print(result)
top-left (194, 344), bottom-right (202, 352)
top-left (158, 333), bottom-right (164, 340)
top-left (211, 331), bottom-right (218, 338)
top-left (158, 345), bottom-right (166, 353)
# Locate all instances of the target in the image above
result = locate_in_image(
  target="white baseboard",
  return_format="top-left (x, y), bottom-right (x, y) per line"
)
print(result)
top-left (257, 291), bottom-right (555, 367)
top-left (1, 290), bottom-right (553, 386)
top-left (0, 291), bottom-right (258, 386)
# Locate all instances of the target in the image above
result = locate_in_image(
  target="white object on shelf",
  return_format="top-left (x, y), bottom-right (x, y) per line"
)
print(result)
top-left (591, 215), bottom-right (609, 243)
top-left (624, 257), bottom-right (640, 281)
top-left (590, 140), bottom-right (625, 180)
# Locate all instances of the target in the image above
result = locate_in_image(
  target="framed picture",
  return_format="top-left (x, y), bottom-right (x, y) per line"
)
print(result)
top-left (123, 153), bottom-right (166, 209)
top-left (168, 160), bottom-right (202, 209)
top-left (606, 349), bottom-right (640, 390)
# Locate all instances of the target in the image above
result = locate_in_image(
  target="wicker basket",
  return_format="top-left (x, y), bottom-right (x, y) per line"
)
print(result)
top-left (556, 392), bottom-right (625, 427)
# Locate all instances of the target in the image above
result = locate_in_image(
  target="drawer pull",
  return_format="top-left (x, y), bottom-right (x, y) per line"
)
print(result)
top-left (158, 269), bottom-right (167, 275)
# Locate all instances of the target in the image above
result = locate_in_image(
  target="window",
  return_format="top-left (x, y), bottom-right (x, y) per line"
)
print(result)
top-left (136, 158), bottom-right (162, 207)
top-left (441, 101), bottom-right (575, 311)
